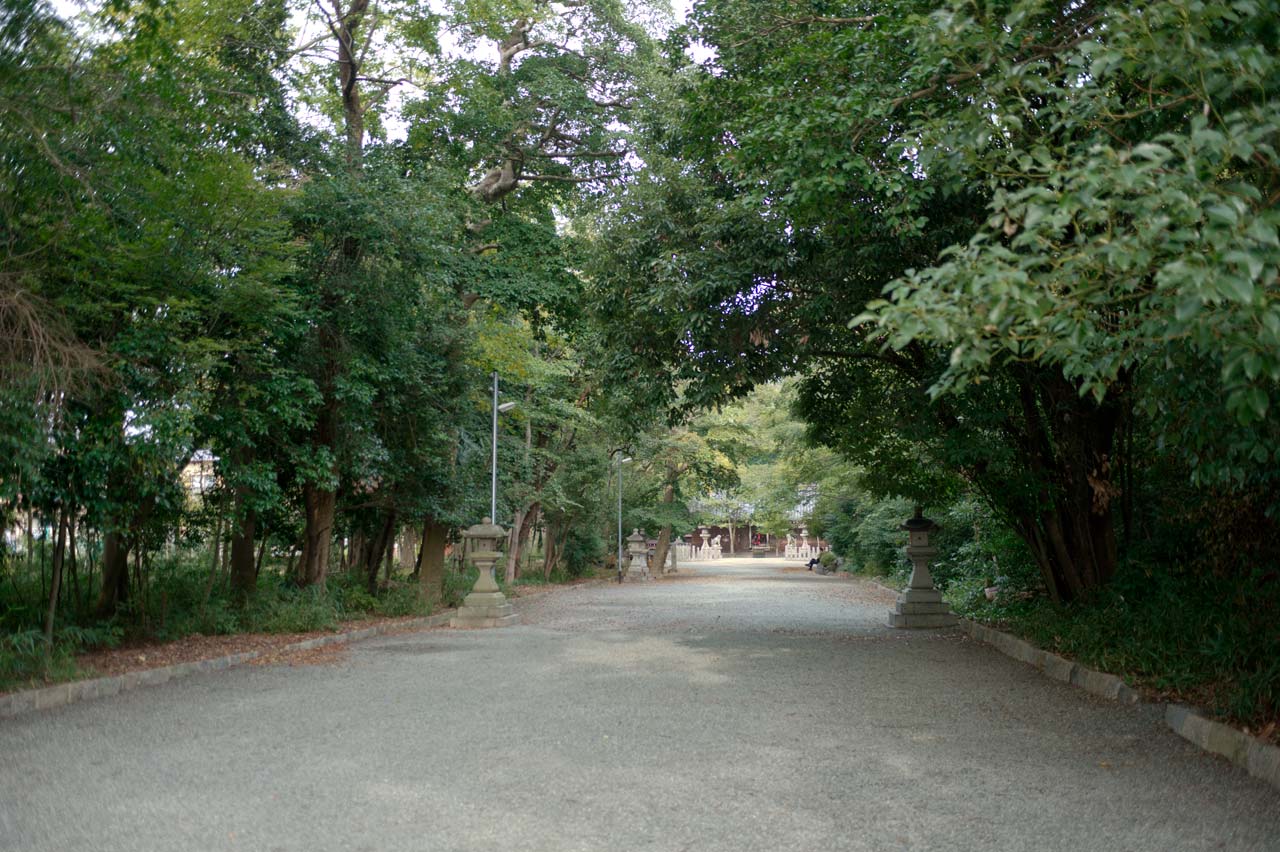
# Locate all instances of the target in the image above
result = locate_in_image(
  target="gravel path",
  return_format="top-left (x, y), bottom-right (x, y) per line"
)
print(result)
top-left (2, 559), bottom-right (1277, 851)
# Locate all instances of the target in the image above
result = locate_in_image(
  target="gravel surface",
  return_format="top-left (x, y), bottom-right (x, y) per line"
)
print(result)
top-left (2, 559), bottom-right (1277, 852)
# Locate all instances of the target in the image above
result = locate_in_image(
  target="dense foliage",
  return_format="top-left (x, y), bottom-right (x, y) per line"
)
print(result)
top-left (0, 0), bottom-right (661, 687)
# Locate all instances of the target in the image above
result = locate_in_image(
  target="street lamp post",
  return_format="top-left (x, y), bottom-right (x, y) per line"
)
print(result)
top-left (491, 371), bottom-right (517, 523)
top-left (615, 452), bottom-right (632, 582)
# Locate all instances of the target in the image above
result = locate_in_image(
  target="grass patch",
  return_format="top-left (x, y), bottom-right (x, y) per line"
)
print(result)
top-left (0, 625), bottom-right (121, 693)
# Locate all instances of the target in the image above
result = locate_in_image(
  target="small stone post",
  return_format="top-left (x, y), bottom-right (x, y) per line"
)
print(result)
top-left (665, 543), bottom-right (678, 574)
top-left (888, 507), bottom-right (958, 629)
top-left (451, 518), bottom-right (519, 628)
top-left (624, 528), bottom-right (651, 581)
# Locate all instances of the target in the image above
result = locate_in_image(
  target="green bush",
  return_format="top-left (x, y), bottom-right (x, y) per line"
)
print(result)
top-left (559, 527), bottom-right (605, 577)
top-left (818, 551), bottom-right (837, 569)
top-left (240, 586), bottom-right (339, 634)
top-left (375, 582), bottom-right (430, 617)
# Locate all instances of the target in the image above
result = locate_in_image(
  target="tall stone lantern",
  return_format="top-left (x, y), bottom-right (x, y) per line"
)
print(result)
top-left (888, 506), bottom-right (958, 629)
top-left (623, 528), bottom-right (651, 581)
top-left (450, 518), bottom-right (519, 628)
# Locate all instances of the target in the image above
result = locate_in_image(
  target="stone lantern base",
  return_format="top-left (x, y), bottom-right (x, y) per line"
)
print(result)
top-left (451, 589), bottom-right (519, 629)
top-left (887, 586), bottom-right (958, 629)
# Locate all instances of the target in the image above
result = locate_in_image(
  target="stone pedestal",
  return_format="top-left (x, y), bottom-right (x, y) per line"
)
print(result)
top-left (888, 508), bottom-right (958, 629)
top-left (451, 518), bottom-right (520, 629)
top-left (664, 544), bottom-right (678, 574)
top-left (623, 528), bottom-right (651, 581)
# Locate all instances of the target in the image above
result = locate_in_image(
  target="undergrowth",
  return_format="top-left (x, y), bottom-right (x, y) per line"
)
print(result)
top-left (953, 564), bottom-right (1280, 728)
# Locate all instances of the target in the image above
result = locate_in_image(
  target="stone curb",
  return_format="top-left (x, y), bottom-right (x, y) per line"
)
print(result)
top-left (1165, 704), bottom-right (1280, 791)
top-left (959, 618), bottom-right (1139, 703)
top-left (960, 618), bottom-right (1280, 792)
top-left (0, 610), bottom-right (455, 721)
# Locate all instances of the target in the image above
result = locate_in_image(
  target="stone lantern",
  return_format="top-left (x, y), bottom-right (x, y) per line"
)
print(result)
top-left (888, 506), bottom-right (957, 629)
top-left (699, 526), bottom-right (710, 559)
top-left (451, 518), bottom-right (519, 628)
top-left (624, 528), bottom-right (651, 581)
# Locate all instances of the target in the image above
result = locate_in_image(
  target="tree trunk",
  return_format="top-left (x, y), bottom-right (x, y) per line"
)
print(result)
top-left (541, 519), bottom-right (560, 580)
top-left (207, 491), bottom-right (226, 593)
top-left (515, 505), bottom-right (537, 581)
top-left (1001, 368), bottom-right (1124, 602)
top-left (653, 526), bottom-right (672, 575)
top-left (67, 512), bottom-right (79, 613)
top-left (383, 519), bottom-right (396, 585)
top-left (505, 504), bottom-right (539, 583)
top-left (398, 526), bottom-right (417, 572)
top-left (43, 508), bottom-right (68, 651)
top-left (229, 501), bottom-right (257, 604)
top-left (650, 481), bottom-right (677, 573)
top-left (255, 529), bottom-right (268, 579)
top-left (95, 529), bottom-right (130, 617)
top-left (417, 517), bottom-right (448, 605)
top-left (365, 510), bottom-right (395, 595)
top-left (332, 0), bottom-right (371, 171)
top-left (347, 531), bottom-right (363, 575)
top-left (298, 483), bottom-right (335, 589)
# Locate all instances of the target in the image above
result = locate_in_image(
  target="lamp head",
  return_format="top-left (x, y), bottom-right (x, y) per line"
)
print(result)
top-left (497, 401), bottom-right (517, 413)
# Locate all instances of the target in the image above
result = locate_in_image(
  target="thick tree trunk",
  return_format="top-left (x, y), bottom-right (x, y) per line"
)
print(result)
top-left (96, 529), bottom-right (130, 617)
top-left (653, 526), bottom-right (672, 574)
top-left (299, 483), bottom-right (335, 589)
top-left (398, 527), bottom-right (417, 572)
top-left (229, 502), bottom-right (257, 603)
top-left (416, 517), bottom-right (448, 605)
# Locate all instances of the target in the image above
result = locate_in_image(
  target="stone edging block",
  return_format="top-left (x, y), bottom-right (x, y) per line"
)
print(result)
top-left (1166, 704), bottom-right (1280, 790)
top-left (0, 610), bottom-right (455, 721)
